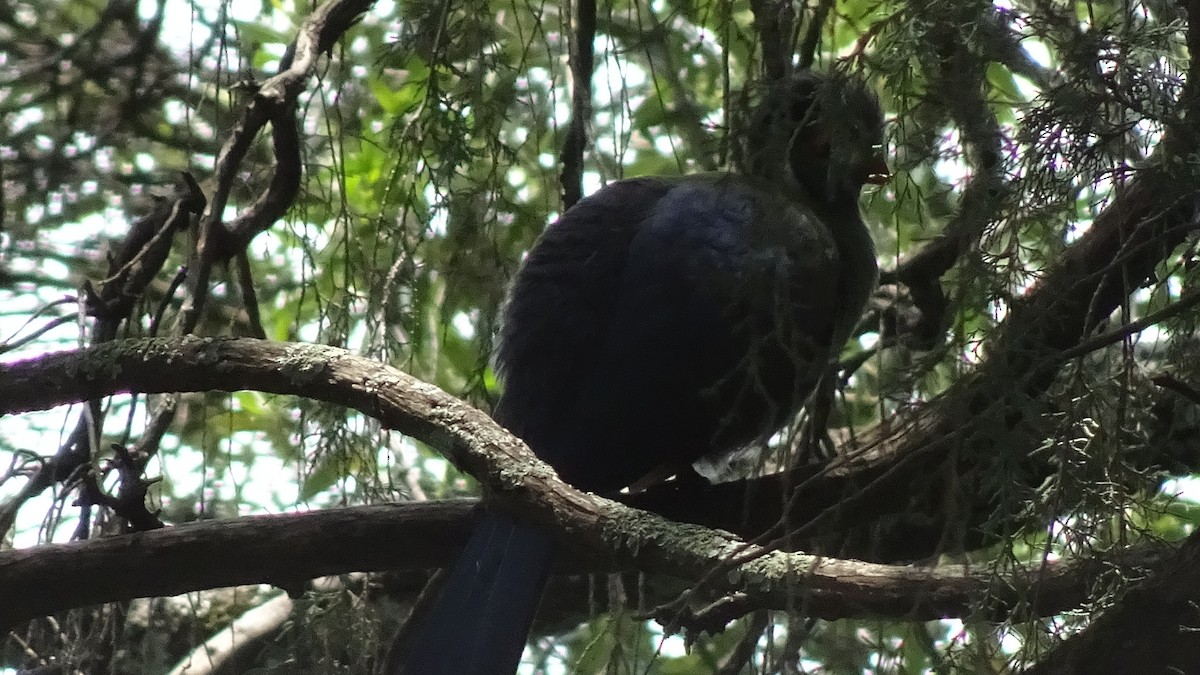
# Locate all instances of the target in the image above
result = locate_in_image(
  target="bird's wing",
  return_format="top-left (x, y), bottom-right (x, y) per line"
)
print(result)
top-left (393, 181), bottom-right (680, 675)
top-left (493, 177), bottom-right (678, 449)
top-left (541, 176), bottom-right (843, 492)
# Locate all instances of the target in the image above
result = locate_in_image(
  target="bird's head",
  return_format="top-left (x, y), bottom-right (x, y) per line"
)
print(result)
top-left (747, 70), bottom-right (889, 208)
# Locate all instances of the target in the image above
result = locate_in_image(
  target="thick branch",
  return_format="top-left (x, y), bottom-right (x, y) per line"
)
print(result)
top-left (0, 470), bottom-right (1173, 628)
top-left (0, 337), bottom-right (1170, 628)
top-left (0, 502), bottom-right (468, 629)
top-left (1020, 529), bottom-right (1200, 675)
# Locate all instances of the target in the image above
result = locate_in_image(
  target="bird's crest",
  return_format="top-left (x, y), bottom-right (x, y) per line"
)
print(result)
top-left (744, 70), bottom-right (887, 199)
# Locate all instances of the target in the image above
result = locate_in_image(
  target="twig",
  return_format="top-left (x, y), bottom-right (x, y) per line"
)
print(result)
top-left (0, 313), bottom-right (78, 356)
top-left (1058, 290), bottom-right (1200, 362)
top-left (177, 0), bottom-right (373, 334)
top-left (149, 266), bottom-right (188, 337)
top-left (749, 0), bottom-right (795, 81)
top-left (235, 253), bottom-right (267, 339)
top-left (798, 0), bottom-right (834, 69)
top-left (1151, 374), bottom-right (1200, 407)
top-left (559, 0), bottom-right (596, 209)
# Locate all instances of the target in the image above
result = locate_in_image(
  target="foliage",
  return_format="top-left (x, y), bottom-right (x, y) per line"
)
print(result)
top-left (1, 0), bottom-right (1198, 672)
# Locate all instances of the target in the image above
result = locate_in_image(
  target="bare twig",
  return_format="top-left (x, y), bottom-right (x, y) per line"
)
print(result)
top-left (176, 0), bottom-right (373, 334)
top-left (1058, 290), bottom-right (1200, 362)
top-left (749, 0), bottom-right (795, 80)
top-left (234, 253), bottom-right (267, 339)
top-left (797, 0), bottom-right (834, 70)
top-left (559, 0), bottom-right (596, 209)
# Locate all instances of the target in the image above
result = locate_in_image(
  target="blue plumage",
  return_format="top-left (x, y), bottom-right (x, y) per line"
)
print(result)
top-left (392, 70), bottom-right (886, 674)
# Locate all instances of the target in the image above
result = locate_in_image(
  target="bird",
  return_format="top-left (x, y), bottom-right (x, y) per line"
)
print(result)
top-left (391, 69), bottom-right (888, 675)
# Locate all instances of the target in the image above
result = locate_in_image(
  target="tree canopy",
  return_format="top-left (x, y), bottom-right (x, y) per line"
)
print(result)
top-left (2, 0), bottom-right (1200, 672)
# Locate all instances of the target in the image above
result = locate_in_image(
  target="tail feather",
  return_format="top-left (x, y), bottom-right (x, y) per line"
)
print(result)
top-left (392, 510), bottom-right (555, 674)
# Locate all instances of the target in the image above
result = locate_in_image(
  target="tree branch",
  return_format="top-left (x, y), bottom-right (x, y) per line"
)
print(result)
top-left (177, 0), bottom-right (373, 333)
top-left (0, 337), bottom-right (1174, 629)
top-left (748, 0), bottom-right (795, 80)
top-left (0, 466), bottom-right (1172, 629)
top-left (1019, 528), bottom-right (1200, 675)
top-left (559, 0), bottom-right (596, 209)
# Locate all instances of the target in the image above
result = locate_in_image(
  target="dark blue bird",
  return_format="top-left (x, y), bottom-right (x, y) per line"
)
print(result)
top-left (393, 70), bottom-right (887, 674)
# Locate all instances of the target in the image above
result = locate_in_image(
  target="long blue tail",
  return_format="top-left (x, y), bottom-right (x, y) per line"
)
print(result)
top-left (392, 509), bottom-right (555, 674)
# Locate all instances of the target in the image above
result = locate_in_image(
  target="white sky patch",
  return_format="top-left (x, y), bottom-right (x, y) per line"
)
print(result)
top-left (933, 127), bottom-right (968, 185)
top-left (508, 166), bottom-right (533, 202)
top-left (163, 98), bottom-right (190, 125)
top-left (648, 623), bottom-right (689, 658)
top-left (582, 171), bottom-right (603, 196)
top-left (593, 45), bottom-right (648, 169)
top-left (1011, 71), bottom-right (1042, 100)
top-left (1135, 117), bottom-right (1163, 156)
top-left (1064, 215), bottom-right (1093, 244)
top-left (424, 183), bottom-right (449, 236)
top-left (74, 210), bottom-right (128, 238)
top-left (372, 0), bottom-right (397, 18)
top-left (998, 626), bottom-right (1024, 655)
top-left (0, 395), bottom-right (185, 545)
top-left (9, 106), bottom-right (44, 134)
top-left (1162, 477), bottom-right (1200, 505)
top-left (1168, 275), bottom-right (1183, 299)
top-left (553, 100), bottom-right (572, 129)
top-left (653, 133), bottom-right (679, 157)
top-left (594, 36), bottom-right (646, 105)
top-left (422, 455), bottom-right (449, 485)
top-left (296, 319), bottom-right (321, 344)
top-left (24, 203), bottom-right (43, 225)
top-left (452, 311), bottom-right (476, 339)
top-left (142, 0), bottom-right (207, 45)
top-left (1022, 38), bottom-right (1053, 70)
top-left (36, 255), bottom-right (69, 282)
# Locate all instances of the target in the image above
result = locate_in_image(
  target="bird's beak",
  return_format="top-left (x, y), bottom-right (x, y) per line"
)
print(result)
top-left (863, 154), bottom-right (891, 185)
